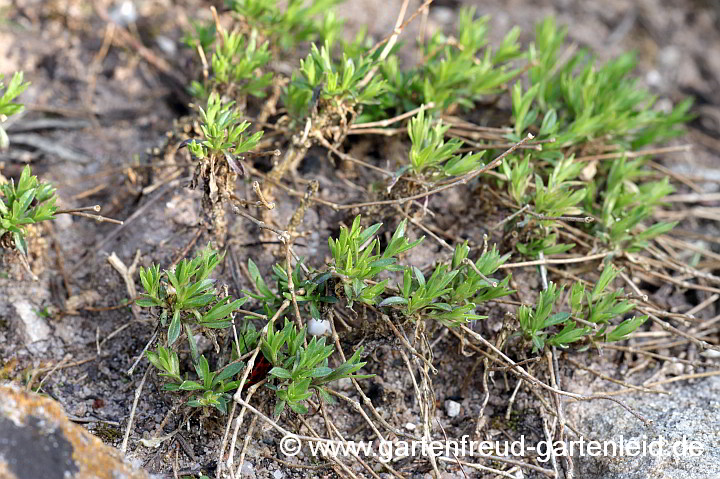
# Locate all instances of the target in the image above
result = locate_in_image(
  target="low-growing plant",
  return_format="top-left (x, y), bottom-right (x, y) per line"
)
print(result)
top-left (0, 165), bottom-right (57, 256)
top-left (364, 7), bottom-right (524, 120)
top-left (379, 241), bottom-right (514, 327)
top-left (511, 17), bottom-right (692, 149)
top-left (190, 29), bottom-right (273, 100)
top-left (503, 155), bottom-right (586, 257)
top-left (517, 264), bottom-right (647, 352)
top-left (285, 42), bottom-right (387, 122)
top-left (139, 245), bottom-right (250, 413)
top-left (138, 244), bottom-right (247, 353)
top-left (146, 1), bottom-right (693, 440)
top-left (138, 241), bottom-right (377, 415)
top-left (184, 92), bottom-right (264, 238)
top-left (261, 319), bottom-right (372, 415)
top-left (406, 109), bottom-right (486, 179)
top-left (328, 216), bottom-right (423, 306)
top-left (244, 256), bottom-right (338, 320)
top-left (146, 346), bottom-right (245, 414)
top-left (227, 0), bottom-right (345, 52)
top-left (244, 217), bottom-right (423, 318)
top-left (590, 157), bottom-right (677, 252)
top-left (187, 92), bottom-right (264, 161)
top-left (0, 71), bottom-right (30, 149)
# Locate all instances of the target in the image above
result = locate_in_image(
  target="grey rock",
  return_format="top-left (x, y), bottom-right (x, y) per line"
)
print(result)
top-left (12, 299), bottom-right (51, 352)
top-left (0, 383), bottom-right (149, 479)
top-left (239, 462), bottom-right (256, 479)
top-left (444, 399), bottom-right (461, 418)
top-left (108, 1), bottom-right (137, 26)
top-left (570, 376), bottom-right (720, 479)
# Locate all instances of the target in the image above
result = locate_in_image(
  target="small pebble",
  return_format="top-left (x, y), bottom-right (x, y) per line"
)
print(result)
top-left (445, 400), bottom-right (461, 418)
top-left (308, 318), bottom-right (332, 336)
top-left (108, 0), bottom-right (137, 26)
top-left (156, 35), bottom-right (177, 56)
top-left (240, 462), bottom-right (256, 479)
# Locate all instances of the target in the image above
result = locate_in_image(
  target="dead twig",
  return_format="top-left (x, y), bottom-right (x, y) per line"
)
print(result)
top-left (121, 366), bottom-right (151, 455)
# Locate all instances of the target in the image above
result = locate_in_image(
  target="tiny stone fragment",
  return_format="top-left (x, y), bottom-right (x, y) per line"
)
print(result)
top-left (444, 399), bottom-right (461, 418)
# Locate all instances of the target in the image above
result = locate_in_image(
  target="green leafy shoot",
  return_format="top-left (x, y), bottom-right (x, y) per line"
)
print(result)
top-left (380, 242), bottom-right (513, 327)
top-left (227, 0), bottom-right (345, 51)
top-left (243, 256), bottom-right (337, 320)
top-left (260, 319), bottom-right (372, 415)
top-left (533, 155), bottom-right (586, 222)
top-left (329, 216), bottom-right (423, 306)
top-left (285, 42), bottom-right (387, 120)
top-left (407, 110), bottom-right (486, 178)
top-left (418, 8), bottom-right (523, 112)
top-left (0, 165), bottom-right (57, 255)
top-left (187, 92), bottom-right (264, 160)
top-left (512, 17), bottom-right (692, 148)
top-left (502, 155), bottom-right (533, 205)
top-left (0, 71), bottom-right (31, 149)
top-left (517, 264), bottom-right (647, 353)
top-left (591, 156), bottom-right (677, 252)
top-left (208, 29), bottom-right (273, 98)
top-left (147, 347), bottom-right (246, 414)
top-left (137, 243), bottom-right (247, 352)
top-left (517, 282), bottom-right (577, 352)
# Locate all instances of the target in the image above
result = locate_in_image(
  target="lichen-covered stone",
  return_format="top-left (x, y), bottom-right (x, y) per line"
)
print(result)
top-left (0, 383), bottom-right (149, 479)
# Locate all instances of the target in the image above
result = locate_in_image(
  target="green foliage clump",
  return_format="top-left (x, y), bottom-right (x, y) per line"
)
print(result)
top-left (0, 71), bottom-right (30, 149)
top-left (328, 216), bottom-right (423, 306)
top-left (246, 217), bottom-right (516, 330)
top-left (379, 241), bottom-right (514, 327)
top-left (285, 42), bottom-right (387, 121)
top-left (163, 1), bottom-right (691, 421)
top-left (208, 29), bottom-right (273, 98)
top-left (237, 218), bottom-right (520, 412)
top-left (407, 109), bottom-right (485, 178)
top-left (227, 0), bottom-right (345, 51)
top-left (146, 346), bottom-right (244, 414)
top-left (501, 154), bottom-right (677, 258)
top-left (261, 319), bottom-right (371, 415)
top-left (366, 7), bottom-right (524, 119)
top-left (138, 245), bottom-right (249, 412)
top-left (244, 256), bottom-right (338, 320)
top-left (0, 165), bottom-right (57, 256)
top-left (139, 241), bottom-right (376, 415)
top-left (517, 264), bottom-right (647, 352)
top-left (138, 244), bottom-right (247, 350)
top-left (513, 17), bottom-right (692, 148)
top-left (187, 92), bottom-right (264, 160)
top-left (503, 156), bottom-right (586, 257)
top-left (245, 217), bottom-right (423, 318)
top-left (590, 157), bottom-right (677, 252)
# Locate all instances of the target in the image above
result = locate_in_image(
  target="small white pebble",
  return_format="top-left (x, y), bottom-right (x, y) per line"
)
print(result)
top-left (307, 318), bottom-right (332, 336)
top-left (700, 350), bottom-right (720, 359)
top-left (156, 35), bottom-right (177, 56)
top-left (272, 470), bottom-right (285, 479)
top-left (109, 0), bottom-right (137, 26)
top-left (646, 70), bottom-right (662, 88)
top-left (337, 377), bottom-right (352, 391)
top-left (240, 462), bottom-right (256, 479)
top-left (445, 400), bottom-right (461, 418)
top-left (404, 422), bottom-right (416, 431)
